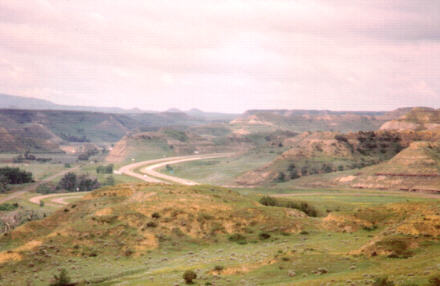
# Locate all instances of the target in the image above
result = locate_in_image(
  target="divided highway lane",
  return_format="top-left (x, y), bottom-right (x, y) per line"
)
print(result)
top-left (117, 153), bottom-right (233, 185)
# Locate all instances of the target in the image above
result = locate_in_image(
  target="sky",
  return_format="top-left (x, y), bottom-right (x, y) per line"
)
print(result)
top-left (1, 0), bottom-right (440, 113)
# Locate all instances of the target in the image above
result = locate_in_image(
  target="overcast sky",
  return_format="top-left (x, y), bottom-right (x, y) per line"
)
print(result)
top-left (1, 0), bottom-right (440, 112)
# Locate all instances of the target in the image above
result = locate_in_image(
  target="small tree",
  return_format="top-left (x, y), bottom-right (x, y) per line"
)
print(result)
top-left (57, 172), bottom-right (77, 191)
top-left (275, 172), bottom-right (286, 182)
top-left (0, 174), bottom-right (9, 193)
top-left (183, 270), bottom-right (197, 284)
top-left (105, 176), bottom-right (115, 186)
top-left (104, 164), bottom-right (114, 174)
top-left (50, 268), bottom-right (71, 286)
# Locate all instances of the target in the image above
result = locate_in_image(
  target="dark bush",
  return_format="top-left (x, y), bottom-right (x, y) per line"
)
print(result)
top-left (275, 172), bottom-right (286, 182)
top-left (146, 221), bottom-right (157, 228)
top-left (213, 265), bottom-right (224, 271)
top-left (151, 212), bottom-right (161, 219)
top-left (428, 275), bottom-right (440, 286)
top-left (228, 233), bottom-right (246, 242)
top-left (259, 196), bottom-right (278, 206)
top-left (183, 270), bottom-right (197, 284)
top-left (335, 135), bottom-right (348, 143)
top-left (259, 232), bottom-right (271, 240)
top-left (285, 201), bottom-right (318, 217)
top-left (260, 196), bottom-right (318, 217)
top-left (373, 276), bottom-right (394, 286)
top-left (96, 164), bottom-right (114, 174)
top-left (0, 167), bottom-right (33, 185)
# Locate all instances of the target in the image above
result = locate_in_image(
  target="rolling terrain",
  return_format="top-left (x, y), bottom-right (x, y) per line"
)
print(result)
top-left (1, 106), bottom-right (440, 285)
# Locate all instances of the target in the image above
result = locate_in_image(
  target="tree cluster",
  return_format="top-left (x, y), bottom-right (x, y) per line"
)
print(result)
top-left (56, 172), bottom-right (100, 192)
top-left (0, 167), bottom-right (33, 185)
top-left (96, 164), bottom-right (114, 174)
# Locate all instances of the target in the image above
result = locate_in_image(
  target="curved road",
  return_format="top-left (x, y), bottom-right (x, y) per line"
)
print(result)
top-left (27, 153), bottom-right (232, 206)
top-left (29, 192), bottom-right (87, 206)
top-left (118, 153), bottom-right (233, 185)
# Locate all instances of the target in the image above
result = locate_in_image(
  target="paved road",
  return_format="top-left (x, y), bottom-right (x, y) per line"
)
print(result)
top-left (0, 165), bottom-right (80, 204)
top-left (117, 153), bottom-right (233, 185)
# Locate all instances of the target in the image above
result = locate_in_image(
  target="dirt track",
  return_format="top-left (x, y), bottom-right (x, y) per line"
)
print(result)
top-left (29, 192), bottom-right (87, 206)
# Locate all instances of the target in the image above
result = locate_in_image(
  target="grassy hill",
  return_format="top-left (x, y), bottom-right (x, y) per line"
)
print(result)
top-left (0, 183), bottom-right (308, 285)
top-left (1, 184), bottom-right (440, 285)
top-left (288, 141), bottom-right (440, 192)
top-left (235, 130), bottom-right (405, 186)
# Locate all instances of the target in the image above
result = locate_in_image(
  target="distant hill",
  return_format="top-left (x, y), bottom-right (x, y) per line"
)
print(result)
top-left (0, 109), bottom-right (219, 152)
top-left (230, 109), bottom-right (401, 133)
top-left (380, 107), bottom-right (440, 131)
top-left (0, 109), bottom-right (141, 151)
top-left (186, 108), bottom-right (239, 121)
top-left (0, 94), bottom-right (239, 121)
top-left (0, 93), bottom-right (145, 114)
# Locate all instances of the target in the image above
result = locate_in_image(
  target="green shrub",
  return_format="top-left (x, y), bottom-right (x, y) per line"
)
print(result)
top-left (259, 196), bottom-right (318, 217)
top-left (213, 265), bottom-right (224, 271)
top-left (96, 164), bottom-right (114, 174)
top-left (36, 183), bottom-right (57, 194)
top-left (228, 233), bottom-right (246, 242)
top-left (183, 270), bottom-right (197, 284)
top-left (373, 276), bottom-right (394, 286)
top-left (285, 201), bottom-right (318, 217)
top-left (0, 203), bottom-right (18, 211)
top-left (104, 176), bottom-right (115, 186)
top-left (50, 269), bottom-right (71, 286)
top-left (259, 196), bottom-right (278, 206)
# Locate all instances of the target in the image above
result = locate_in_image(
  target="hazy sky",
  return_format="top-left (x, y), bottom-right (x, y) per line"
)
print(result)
top-left (1, 0), bottom-right (440, 112)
